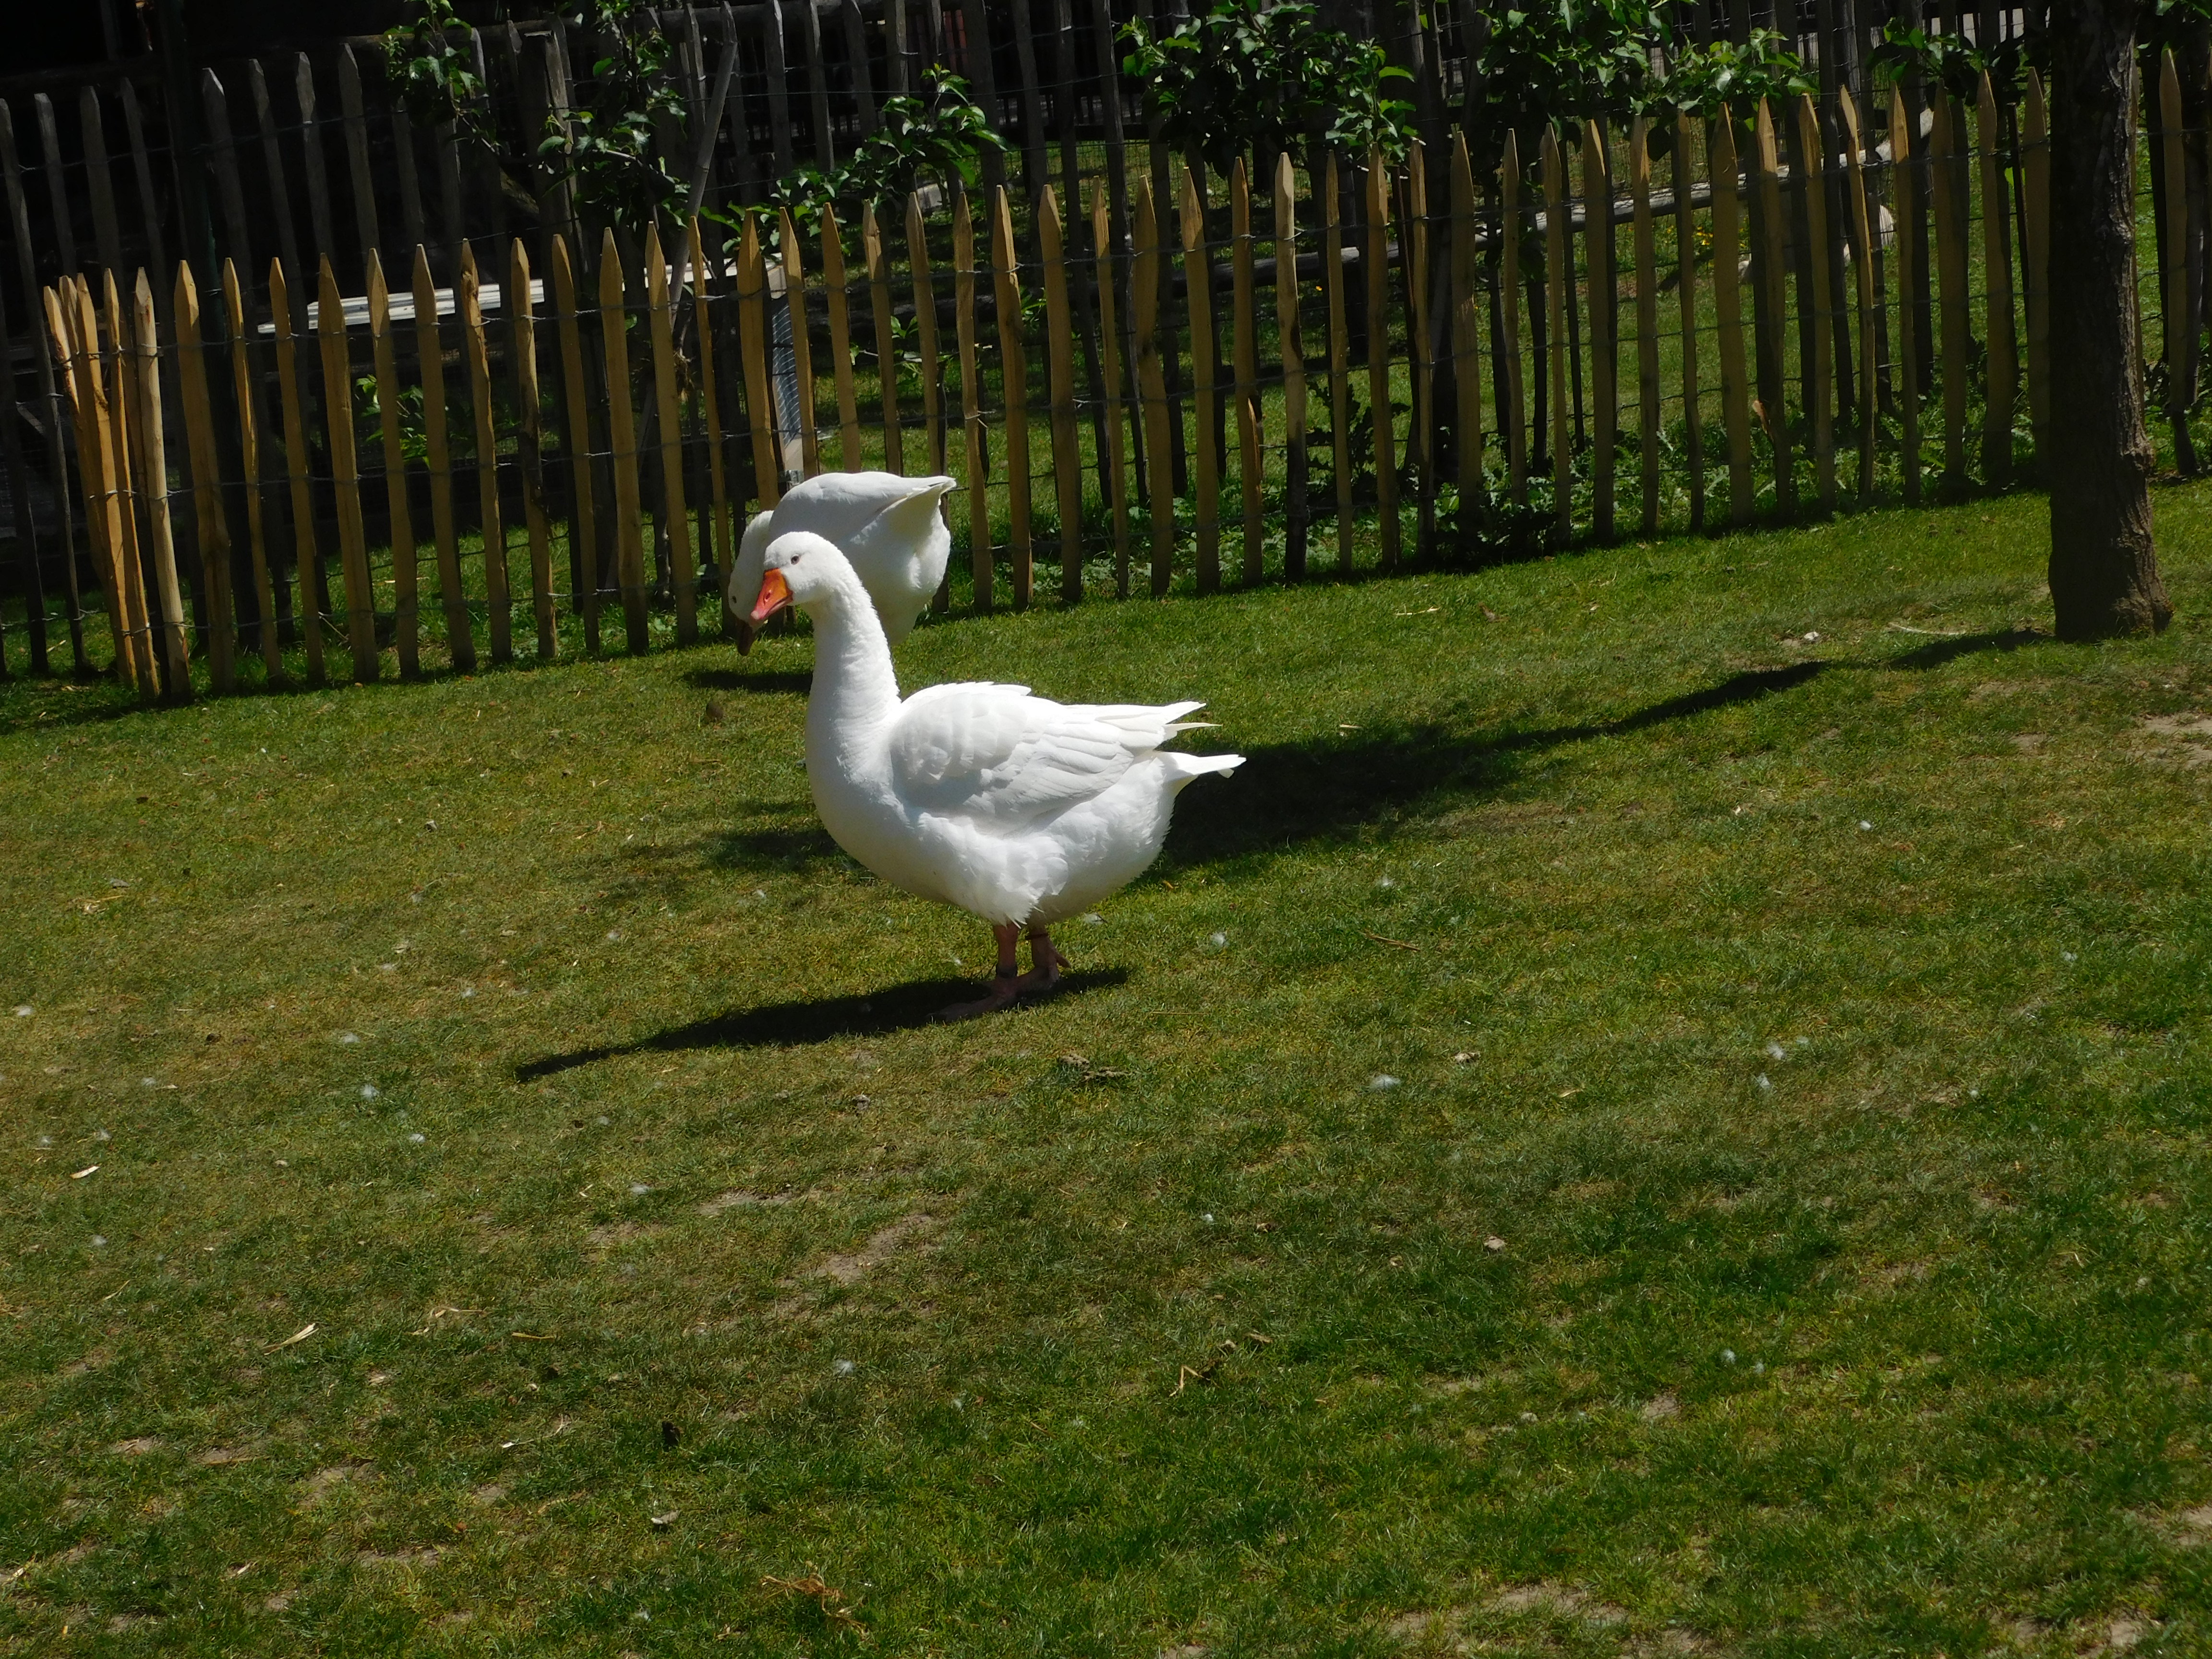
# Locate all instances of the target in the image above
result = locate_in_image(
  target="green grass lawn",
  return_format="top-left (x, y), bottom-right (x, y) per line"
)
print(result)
top-left (9, 484), bottom-right (2212, 1656)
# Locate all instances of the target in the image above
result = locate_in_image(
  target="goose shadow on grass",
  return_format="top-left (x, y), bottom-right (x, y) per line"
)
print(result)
top-left (1164, 660), bottom-right (1831, 865)
top-left (515, 968), bottom-right (1129, 1077)
top-left (1167, 625), bottom-right (2049, 866)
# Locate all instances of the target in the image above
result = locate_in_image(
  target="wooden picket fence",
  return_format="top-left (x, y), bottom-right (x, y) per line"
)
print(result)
top-left (21, 46), bottom-right (2199, 700)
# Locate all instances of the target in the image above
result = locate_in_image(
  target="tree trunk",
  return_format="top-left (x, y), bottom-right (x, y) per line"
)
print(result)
top-left (2048, 0), bottom-right (2172, 640)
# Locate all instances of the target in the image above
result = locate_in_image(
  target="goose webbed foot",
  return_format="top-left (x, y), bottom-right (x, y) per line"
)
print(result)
top-left (931, 923), bottom-right (1066, 1022)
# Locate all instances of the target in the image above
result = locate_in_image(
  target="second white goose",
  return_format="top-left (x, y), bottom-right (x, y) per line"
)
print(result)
top-left (726, 470), bottom-right (955, 652)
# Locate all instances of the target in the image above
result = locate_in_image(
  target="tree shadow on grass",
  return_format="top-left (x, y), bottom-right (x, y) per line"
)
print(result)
top-left (1167, 661), bottom-right (1829, 865)
top-left (1882, 626), bottom-right (2046, 671)
top-left (515, 968), bottom-right (1130, 1077)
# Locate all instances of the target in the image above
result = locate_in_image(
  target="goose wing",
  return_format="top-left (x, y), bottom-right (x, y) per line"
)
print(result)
top-left (888, 683), bottom-right (1207, 831)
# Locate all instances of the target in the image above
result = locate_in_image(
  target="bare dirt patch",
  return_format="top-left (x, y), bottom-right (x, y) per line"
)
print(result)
top-left (298, 1463), bottom-right (372, 1504)
top-left (1486, 1583), bottom-right (1629, 1627)
top-left (2137, 714), bottom-right (2212, 766)
top-left (811, 1214), bottom-right (936, 1284)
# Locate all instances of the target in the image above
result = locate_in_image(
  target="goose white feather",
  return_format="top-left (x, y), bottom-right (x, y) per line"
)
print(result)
top-left (751, 531), bottom-right (1240, 1011)
top-left (726, 470), bottom-right (954, 650)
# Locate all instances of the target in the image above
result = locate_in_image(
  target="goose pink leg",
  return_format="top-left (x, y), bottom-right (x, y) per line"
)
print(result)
top-left (933, 923), bottom-right (1067, 1022)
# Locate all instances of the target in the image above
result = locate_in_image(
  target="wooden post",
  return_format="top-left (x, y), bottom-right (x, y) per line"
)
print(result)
top-left (414, 244), bottom-right (475, 671)
top-left (820, 204), bottom-right (862, 469)
top-left (598, 228), bottom-right (650, 652)
top-left (101, 276), bottom-right (159, 700)
top-left (1541, 130), bottom-right (1569, 540)
top-left (1039, 184), bottom-right (1085, 602)
top-left (1929, 96), bottom-right (1969, 494)
top-left (738, 216), bottom-right (780, 508)
top-left (1890, 85), bottom-right (1923, 504)
top-left (800, 0), bottom-right (834, 171)
top-left (1839, 88), bottom-right (1879, 499)
top-left (1182, 170), bottom-right (1220, 594)
top-left (955, 191), bottom-right (991, 609)
top-left (511, 239), bottom-right (557, 661)
top-left (1449, 133), bottom-right (1482, 528)
top-left (1673, 112), bottom-right (1704, 529)
top-left (1277, 154), bottom-right (1310, 582)
top-left (1708, 115), bottom-right (1753, 524)
top-left (173, 264), bottom-right (237, 691)
top-left (248, 64), bottom-right (307, 335)
top-left (1094, 178), bottom-right (1133, 597)
top-left (762, 0), bottom-right (795, 177)
top-left (337, 47), bottom-right (380, 287)
top-left (1407, 140), bottom-right (1437, 559)
top-left (459, 246), bottom-right (510, 664)
top-left (1320, 156), bottom-right (1355, 566)
top-left (1754, 101), bottom-right (1794, 517)
top-left (864, 203), bottom-right (902, 472)
top-left (390, 104), bottom-right (426, 265)
top-left (1973, 71), bottom-right (2017, 488)
top-left (907, 194), bottom-right (947, 481)
top-left (55, 282), bottom-right (135, 691)
top-left (7, 107), bottom-right (81, 674)
top-left (130, 271), bottom-right (192, 697)
top-left (1368, 151), bottom-right (1401, 565)
top-left (1501, 132), bottom-right (1527, 508)
top-left (550, 234), bottom-right (603, 642)
top-left (294, 56), bottom-right (337, 279)
top-left (2024, 69), bottom-right (2051, 469)
top-left (1629, 116), bottom-right (1660, 534)
top-left (37, 97), bottom-right (78, 275)
top-left (2160, 48), bottom-right (2192, 472)
top-left (268, 260), bottom-right (327, 685)
top-left (80, 282), bottom-right (149, 697)
top-left (1231, 157), bottom-right (1263, 584)
top-left (46, 283), bottom-right (119, 680)
top-left (367, 252), bottom-right (420, 678)
top-left (991, 186), bottom-right (1033, 608)
top-left (690, 216), bottom-right (731, 625)
top-left (81, 89), bottom-right (125, 287)
top-left (316, 257), bottom-right (378, 681)
top-left (1133, 174), bottom-right (1175, 597)
top-left (780, 209), bottom-right (820, 479)
top-left (645, 222), bottom-right (696, 644)
top-left (1796, 95), bottom-right (1836, 511)
top-left (1586, 120), bottom-right (1616, 542)
top-left (222, 262), bottom-right (282, 681)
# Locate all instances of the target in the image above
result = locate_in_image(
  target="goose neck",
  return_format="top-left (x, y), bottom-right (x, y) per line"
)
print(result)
top-left (806, 589), bottom-right (901, 735)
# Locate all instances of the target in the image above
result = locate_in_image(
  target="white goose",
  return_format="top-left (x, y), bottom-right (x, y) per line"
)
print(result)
top-left (749, 532), bottom-right (1243, 1018)
top-left (726, 470), bottom-right (956, 652)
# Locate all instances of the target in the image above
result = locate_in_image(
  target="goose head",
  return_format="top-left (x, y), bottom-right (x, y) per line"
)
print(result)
top-left (727, 510), bottom-right (779, 652)
top-left (748, 530), bottom-right (863, 627)
top-left (726, 473), bottom-right (957, 653)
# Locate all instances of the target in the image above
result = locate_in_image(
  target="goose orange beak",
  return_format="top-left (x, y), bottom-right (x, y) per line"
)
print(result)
top-left (749, 568), bottom-right (792, 626)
